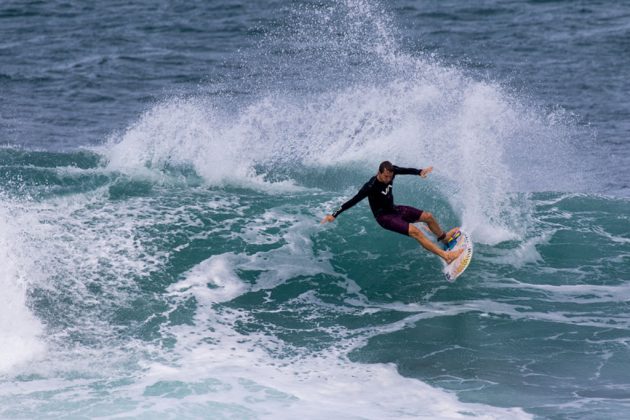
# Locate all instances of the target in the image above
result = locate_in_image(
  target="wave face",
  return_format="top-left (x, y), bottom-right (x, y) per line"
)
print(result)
top-left (1, 147), bottom-right (629, 418)
top-left (1, 0), bottom-right (629, 419)
top-left (102, 63), bottom-right (576, 244)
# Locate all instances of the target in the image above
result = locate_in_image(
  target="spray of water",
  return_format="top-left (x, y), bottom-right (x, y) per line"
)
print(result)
top-left (101, 0), bottom-right (578, 244)
top-left (0, 204), bottom-right (46, 373)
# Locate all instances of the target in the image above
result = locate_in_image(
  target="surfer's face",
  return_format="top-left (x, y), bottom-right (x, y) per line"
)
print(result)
top-left (377, 169), bottom-right (394, 183)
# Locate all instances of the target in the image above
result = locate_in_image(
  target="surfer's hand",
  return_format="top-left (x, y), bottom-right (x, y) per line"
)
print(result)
top-left (321, 214), bottom-right (335, 224)
top-left (420, 167), bottom-right (433, 178)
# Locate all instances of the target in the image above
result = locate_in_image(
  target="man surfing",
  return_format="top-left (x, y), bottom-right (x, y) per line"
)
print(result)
top-left (321, 161), bottom-right (463, 264)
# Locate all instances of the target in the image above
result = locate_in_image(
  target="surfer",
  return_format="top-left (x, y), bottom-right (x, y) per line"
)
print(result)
top-left (321, 161), bottom-right (463, 264)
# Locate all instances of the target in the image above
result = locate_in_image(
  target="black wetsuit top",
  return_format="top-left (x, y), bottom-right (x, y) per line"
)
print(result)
top-left (332, 166), bottom-right (421, 218)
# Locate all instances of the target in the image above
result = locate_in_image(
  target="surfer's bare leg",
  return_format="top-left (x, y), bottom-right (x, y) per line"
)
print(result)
top-left (408, 224), bottom-right (463, 264)
top-left (418, 212), bottom-right (458, 243)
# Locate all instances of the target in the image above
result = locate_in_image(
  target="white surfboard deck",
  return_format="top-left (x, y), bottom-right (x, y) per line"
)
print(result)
top-left (442, 228), bottom-right (473, 282)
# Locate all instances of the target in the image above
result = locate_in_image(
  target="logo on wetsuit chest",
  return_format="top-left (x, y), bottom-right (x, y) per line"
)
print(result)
top-left (381, 185), bottom-right (392, 195)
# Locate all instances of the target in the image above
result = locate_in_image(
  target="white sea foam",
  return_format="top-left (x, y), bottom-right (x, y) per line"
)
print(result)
top-left (102, 81), bottom-right (528, 240)
top-left (130, 347), bottom-right (532, 420)
top-left (0, 186), bottom-right (181, 375)
top-left (170, 210), bottom-right (334, 301)
top-left (99, 6), bottom-right (578, 246)
top-left (169, 253), bottom-right (248, 303)
top-left (0, 205), bottom-right (46, 374)
top-left (507, 280), bottom-right (630, 305)
top-left (159, 242), bottom-right (530, 419)
top-left (479, 230), bottom-right (550, 268)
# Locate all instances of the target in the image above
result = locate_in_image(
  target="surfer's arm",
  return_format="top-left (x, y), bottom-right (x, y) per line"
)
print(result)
top-left (393, 165), bottom-right (433, 178)
top-left (393, 165), bottom-right (422, 176)
top-left (321, 186), bottom-right (369, 223)
top-left (332, 187), bottom-right (368, 217)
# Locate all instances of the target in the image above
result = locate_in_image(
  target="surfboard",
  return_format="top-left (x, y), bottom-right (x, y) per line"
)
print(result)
top-left (442, 228), bottom-right (473, 282)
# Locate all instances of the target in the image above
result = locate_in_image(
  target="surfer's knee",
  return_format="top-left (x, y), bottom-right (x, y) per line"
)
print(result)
top-left (420, 211), bottom-right (435, 223)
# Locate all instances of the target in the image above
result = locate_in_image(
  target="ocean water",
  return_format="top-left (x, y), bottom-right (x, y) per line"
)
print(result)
top-left (1, 1), bottom-right (629, 419)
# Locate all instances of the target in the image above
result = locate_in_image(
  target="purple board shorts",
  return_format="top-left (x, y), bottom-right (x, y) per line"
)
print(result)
top-left (375, 205), bottom-right (423, 236)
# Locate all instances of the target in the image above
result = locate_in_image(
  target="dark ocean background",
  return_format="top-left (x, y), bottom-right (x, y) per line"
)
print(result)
top-left (1, 1), bottom-right (629, 418)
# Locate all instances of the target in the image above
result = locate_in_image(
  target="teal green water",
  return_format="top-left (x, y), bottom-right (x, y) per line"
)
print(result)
top-left (1, 148), bottom-right (629, 418)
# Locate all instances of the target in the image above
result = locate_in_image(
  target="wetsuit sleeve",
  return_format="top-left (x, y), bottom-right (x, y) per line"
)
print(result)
top-left (331, 184), bottom-right (369, 218)
top-left (393, 165), bottom-right (422, 176)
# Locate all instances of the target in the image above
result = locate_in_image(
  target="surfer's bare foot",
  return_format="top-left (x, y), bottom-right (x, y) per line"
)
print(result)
top-left (444, 248), bottom-right (464, 264)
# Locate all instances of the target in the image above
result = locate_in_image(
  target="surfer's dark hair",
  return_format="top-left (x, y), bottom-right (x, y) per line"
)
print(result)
top-left (378, 161), bottom-right (394, 173)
